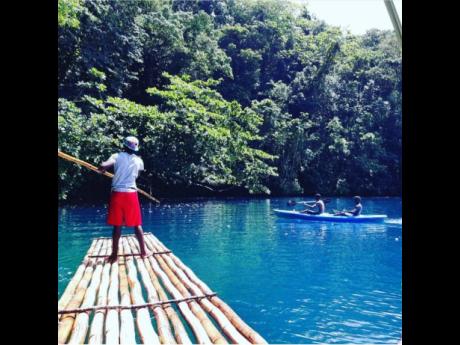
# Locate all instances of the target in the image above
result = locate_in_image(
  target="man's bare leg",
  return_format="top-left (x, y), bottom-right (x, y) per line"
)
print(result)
top-left (108, 226), bottom-right (122, 263)
top-left (134, 225), bottom-right (147, 258)
top-left (301, 210), bottom-right (319, 214)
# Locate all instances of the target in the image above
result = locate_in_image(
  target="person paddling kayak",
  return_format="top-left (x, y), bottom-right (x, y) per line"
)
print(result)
top-left (300, 193), bottom-right (325, 215)
top-left (334, 196), bottom-right (363, 216)
top-left (98, 136), bottom-right (149, 263)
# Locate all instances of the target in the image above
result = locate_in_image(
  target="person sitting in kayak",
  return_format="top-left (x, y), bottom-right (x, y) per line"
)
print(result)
top-left (300, 194), bottom-right (325, 215)
top-left (334, 196), bottom-right (363, 216)
top-left (98, 136), bottom-right (149, 263)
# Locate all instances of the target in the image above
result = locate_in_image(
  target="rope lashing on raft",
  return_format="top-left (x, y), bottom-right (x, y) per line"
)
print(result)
top-left (88, 250), bottom-right (172, 258)
top-left (58, 293), bottom-right (218, 314)
top-left (95, 234), bottom-right (149, 239)
top-left (57, 150), bottom-right (160, 204)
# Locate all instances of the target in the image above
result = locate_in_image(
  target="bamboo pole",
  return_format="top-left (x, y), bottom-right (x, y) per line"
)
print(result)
top-left (148, 234), bottom-right (267, 344)
top-left (88, 239), bottom-right (113, 344)
top-left (105, 238), bottom-right (121, 345)
top-left (58, 150), bottom-right (115, 178)
top-left (58, 239), bottom-right (104, 344)
top-left (58, 239), bottom-right (98, 320)
top-left (146, 238), bottom-right (249, 344)
top-left (206, 297), bottom-right (266, 344)
top-left (58, 150), bottom-right (160, 204)
top-left (121, 238), bottom-right (160, 344)
top-left (67, 239), bottom-right (111, 344)
top-left (118, 241), bottom-right (137, 344)
top-left (143, 238), bottom-right (226, 344)
top-left (144, 237), bottom-right (234, 344)
top-left (144, 247), bottom-right (212, 344)
top-left (127, 237), bottom-right (192, 345)
top-left (384, 0), bottom-right (402, 47)
top-left (125, 237), bottom-right (176, 345)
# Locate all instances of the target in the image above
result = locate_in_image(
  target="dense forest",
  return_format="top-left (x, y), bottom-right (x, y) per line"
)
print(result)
top-left (58, 0), bottom-right (401, 202)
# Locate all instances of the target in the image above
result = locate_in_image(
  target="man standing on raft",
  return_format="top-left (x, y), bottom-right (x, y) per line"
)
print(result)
top-left (99, 136), bottom-right (149, 263)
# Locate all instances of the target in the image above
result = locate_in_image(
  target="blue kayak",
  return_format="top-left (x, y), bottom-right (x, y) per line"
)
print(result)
top-left (273, 209), bottom-right (387, 223)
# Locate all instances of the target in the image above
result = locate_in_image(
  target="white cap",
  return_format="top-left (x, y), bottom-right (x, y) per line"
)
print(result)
top-left (124, 136), bottom-right (139, 152)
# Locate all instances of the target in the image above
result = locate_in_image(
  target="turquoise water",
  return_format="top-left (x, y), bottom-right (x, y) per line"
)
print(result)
top-left (58, 197), bottom-right (402, 344)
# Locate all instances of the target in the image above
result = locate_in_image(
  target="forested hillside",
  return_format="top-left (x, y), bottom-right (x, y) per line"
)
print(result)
top-left (58, 0), bottom-right (401, 202)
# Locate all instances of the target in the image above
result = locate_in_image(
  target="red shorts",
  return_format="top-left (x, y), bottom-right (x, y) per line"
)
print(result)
top-left (107, 192), bottom-right (142, 226)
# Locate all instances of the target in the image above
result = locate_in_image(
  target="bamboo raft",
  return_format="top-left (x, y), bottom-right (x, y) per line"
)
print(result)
top-left (58, 232), bottom-right (267, 344)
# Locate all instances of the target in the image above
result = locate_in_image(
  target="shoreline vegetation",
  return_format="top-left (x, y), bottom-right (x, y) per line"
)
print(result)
top-left (59, 195), bottom-right (401, 208)
top-left (59, 0), bottom-right (401, 204)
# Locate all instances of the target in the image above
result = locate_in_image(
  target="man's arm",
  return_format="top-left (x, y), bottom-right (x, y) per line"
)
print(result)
top-left (136, 159), bottom-right (145, 177)
top-left (98, 155), bottom-right (117, 173)
top-left (299, 201), bottom-right (316, 206)
top-left (348, 207), bottom-right (359, 215)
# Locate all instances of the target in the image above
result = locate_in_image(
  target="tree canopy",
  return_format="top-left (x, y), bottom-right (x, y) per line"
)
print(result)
top-left (58, 0), bottom-right (401, 202)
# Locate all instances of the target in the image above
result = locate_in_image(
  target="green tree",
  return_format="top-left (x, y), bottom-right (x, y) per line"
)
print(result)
top-left (146, 73), bottom-right (276, 193)
top-left (58, 0), bottom-right (402, 200)
top-left (58, 0), bottom-right (82, 28)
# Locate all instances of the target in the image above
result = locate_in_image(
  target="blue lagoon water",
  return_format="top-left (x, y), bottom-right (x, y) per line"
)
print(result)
top-left (58, 197), bottom-right (402, 344)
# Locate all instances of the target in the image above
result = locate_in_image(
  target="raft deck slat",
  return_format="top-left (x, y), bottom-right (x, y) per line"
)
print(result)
top-left (58, 232), bottom-right (267, 344)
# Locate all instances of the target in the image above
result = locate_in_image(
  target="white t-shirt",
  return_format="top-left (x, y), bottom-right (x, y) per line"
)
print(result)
top-left (107, 152), bottom-right (144, 192)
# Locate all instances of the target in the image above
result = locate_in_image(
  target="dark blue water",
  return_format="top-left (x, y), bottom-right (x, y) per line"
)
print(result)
top-left (58, 197), bottom-right (402, 344)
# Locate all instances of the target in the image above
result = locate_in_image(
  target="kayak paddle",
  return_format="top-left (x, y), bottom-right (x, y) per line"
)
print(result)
top-left (287, 198), bottom-right (331, 206)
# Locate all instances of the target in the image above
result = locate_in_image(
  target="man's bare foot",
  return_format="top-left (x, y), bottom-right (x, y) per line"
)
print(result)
top-left (107, 254), bottom-right (118, 263)
top-left (140, 251), bottom-right (150, 259)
